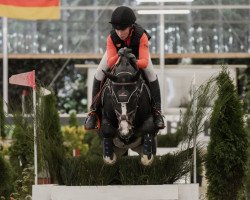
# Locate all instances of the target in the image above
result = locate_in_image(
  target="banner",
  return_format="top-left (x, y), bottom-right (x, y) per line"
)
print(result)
top-left (0, 0), bottom-right (60, 20)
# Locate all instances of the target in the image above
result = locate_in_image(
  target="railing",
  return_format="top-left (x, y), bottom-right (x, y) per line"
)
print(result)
top-left (1, 53), bottom-right (250, 59)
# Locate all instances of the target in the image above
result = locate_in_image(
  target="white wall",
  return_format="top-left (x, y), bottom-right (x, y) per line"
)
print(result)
top-left (33, 184), bottom-right (199, 200)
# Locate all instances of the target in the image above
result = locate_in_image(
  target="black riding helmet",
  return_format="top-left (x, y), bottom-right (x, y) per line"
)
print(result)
top-left (110, 6), bottom-right (136, 30)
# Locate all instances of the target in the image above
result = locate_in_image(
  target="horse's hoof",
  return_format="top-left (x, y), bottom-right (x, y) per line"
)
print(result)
top-left (141, 154), bottom-right (154, 166)
top-left (103, 153), bottom-right (117, 165)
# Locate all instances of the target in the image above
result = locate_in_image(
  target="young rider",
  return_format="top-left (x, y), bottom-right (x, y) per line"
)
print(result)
top-left (85, 6), bottom-right (165, 130)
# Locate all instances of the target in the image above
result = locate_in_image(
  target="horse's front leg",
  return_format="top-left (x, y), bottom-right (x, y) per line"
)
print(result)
top-left (141, 133), bottom-right (156, 166)
top-left (139, 116), bottom-right (158, 166)
top-left (100, 119), bottom-right (117, 165)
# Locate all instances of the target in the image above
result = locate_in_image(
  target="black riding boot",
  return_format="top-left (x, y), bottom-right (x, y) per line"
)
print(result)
top-left (149, 78), bottom-right (165, 129)
top-left (84, 77), bottom-right (101, 130)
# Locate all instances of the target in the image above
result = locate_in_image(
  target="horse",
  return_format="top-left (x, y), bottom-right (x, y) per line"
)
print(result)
top-left (100, 49), bottom-right (158, 166)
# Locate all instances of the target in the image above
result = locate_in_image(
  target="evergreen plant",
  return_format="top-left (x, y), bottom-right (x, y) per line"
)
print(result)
top-left (38, 91), bottom-right (65, 184)
top-left (7, 94), bottom-right (34, 198)
top-left (9, 113), bottom-right (33, 176)
top-left (69, 112), bottom-right (78, 127)
top-left (10, 165), bottom-right (34, 200)
top-left (83, 130), bottom-right (102, 157)
top-left (206, 69), bottom-right (248, 200)
top-left (0, 155), bottom-right (13, 198)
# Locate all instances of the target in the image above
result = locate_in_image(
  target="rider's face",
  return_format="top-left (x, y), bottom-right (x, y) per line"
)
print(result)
top-left (115, 27), bottom-right (131, 40)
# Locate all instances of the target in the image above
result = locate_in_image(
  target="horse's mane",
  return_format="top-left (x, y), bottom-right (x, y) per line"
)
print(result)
top-left (115, 54), bottom-right (138, 75)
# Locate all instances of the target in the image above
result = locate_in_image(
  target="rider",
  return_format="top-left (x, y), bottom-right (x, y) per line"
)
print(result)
top-left (85, 6), bottom-right (165, 130)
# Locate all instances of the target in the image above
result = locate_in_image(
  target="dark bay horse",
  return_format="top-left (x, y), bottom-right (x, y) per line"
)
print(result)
top-left (100, 50), bottom-right (158, 165)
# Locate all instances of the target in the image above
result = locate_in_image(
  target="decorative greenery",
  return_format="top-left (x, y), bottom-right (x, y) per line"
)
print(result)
top-left (2, 94), bottom-right (35, 199)
top-left (68, 112), bottom-right (79, 127)
top-left (8, 88), bottom-right (66, 186)
top-left (157, 129), bottom-right (184, 147)
top-left (9, 112), bottom-right (34, 178)
top-left (236, 66), bottom-right (250, 198)
top-left (83, 130), bottom-right (102, 157)
top-left (61, 156), bottom-right (118, 186)
top-left (62, 112), bottom-right (101, 157)
top-left (179, 77), bottom-right (217, 147)
top-left (0, 155), bottom-right (13, 198)
top-left (10, 165), bottom-right (34, 200)
top-left (37, 90), bottom-right (66, 184)
top-left (61, 125), bottom-right (89, 157)
top-left (171, 76), bottom-right (217, 184)
top-left (60, 148), bottom-right (194, 186)
top-left (205, 68), bottom-right (248, 200)
top-left (159, 77), bottom-right (217, 149)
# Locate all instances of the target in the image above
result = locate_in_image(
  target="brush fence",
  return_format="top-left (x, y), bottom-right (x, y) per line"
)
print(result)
top-left (32, 184), bottom-right (199, 200)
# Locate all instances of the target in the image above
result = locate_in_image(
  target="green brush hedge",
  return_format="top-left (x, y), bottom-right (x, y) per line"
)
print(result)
top-left (60, 148), bottom-right (193, 186)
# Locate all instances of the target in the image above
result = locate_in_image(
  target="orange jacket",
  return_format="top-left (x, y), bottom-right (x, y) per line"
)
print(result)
top-left (107, 32), bottom-right (149, 69)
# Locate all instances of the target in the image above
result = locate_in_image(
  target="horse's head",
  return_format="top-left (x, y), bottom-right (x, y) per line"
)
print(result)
top-left (103, 51), bottom-right (142, 140)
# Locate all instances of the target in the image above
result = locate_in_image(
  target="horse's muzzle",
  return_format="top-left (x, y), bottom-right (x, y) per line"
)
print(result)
top-left (118, 120), bottom-right (133, 140)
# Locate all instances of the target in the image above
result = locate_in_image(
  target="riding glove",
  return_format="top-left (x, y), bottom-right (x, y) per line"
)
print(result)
top-left (118, 48), bottom-right (126, 56)
top-left (127, 53), bottom-right (137, 65)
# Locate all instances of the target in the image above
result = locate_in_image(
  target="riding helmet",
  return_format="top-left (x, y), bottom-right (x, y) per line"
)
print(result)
top-left (110, 6), bottom-right (136, 30)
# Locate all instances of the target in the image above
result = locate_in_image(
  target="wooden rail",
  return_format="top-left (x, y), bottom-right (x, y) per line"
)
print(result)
top-left (0, 53), bottom-right (250, 59)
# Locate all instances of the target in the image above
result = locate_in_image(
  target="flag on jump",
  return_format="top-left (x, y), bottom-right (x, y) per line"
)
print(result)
top-left (0, 0), bottom-right (60, 20)
top-left (9, 70), bottom-right (36, 90)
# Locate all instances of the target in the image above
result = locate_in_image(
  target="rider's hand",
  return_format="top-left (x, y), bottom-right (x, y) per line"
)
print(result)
top-left (118, 48), bottom-right (126, 56)
top-left (127, 53), bottom-right (137, 65)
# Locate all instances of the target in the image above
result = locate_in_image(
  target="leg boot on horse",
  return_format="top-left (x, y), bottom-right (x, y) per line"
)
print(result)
top-left (149, 78), bottom-right (165, 129)
top-left (141, 133), bottom-right (156, 166)
top-left (102, 137), bottom-right (117, 165)
top-left (84, 77), bottom-right (102, 130)
top-left (101, 119), bottom-right (117, 164)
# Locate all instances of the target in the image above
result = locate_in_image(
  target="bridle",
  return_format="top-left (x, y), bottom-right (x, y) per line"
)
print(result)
top-left (108, 72), bottom-right (144, 139)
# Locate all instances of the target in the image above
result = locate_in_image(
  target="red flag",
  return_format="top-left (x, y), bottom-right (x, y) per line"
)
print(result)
top-left (0, 0), bottom-right (60, 20)
top-left (9, 70), bottom-right (36, 90)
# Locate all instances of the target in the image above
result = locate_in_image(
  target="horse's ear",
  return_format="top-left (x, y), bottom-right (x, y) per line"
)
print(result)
top-left (102, 70), bottom-right (118, 82)
top-left (130, 70), bottom-right (141, 82)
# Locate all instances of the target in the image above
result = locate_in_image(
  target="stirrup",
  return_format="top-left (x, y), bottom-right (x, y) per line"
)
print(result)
top-left (84, 111), bottom-right (100, 130)
top-left (154, 114), bottom-right (165, 129)
top-left (153, 109), bottom-right (165, 129)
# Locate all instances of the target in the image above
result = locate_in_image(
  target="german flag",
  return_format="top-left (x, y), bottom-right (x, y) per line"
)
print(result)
top-left (0, 0), bottom-right (60, 20)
